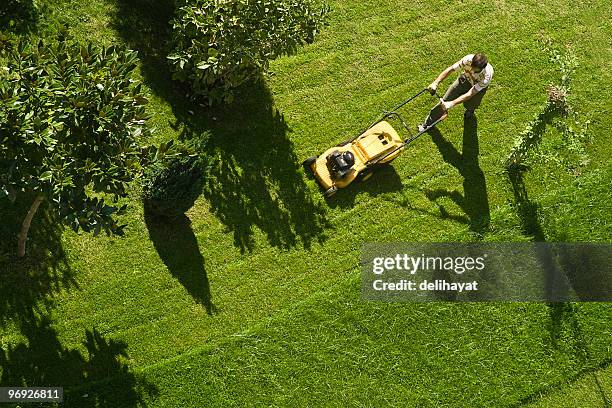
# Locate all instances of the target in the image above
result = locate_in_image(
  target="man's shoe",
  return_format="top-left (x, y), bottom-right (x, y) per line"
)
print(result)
top-left (418, 124), bottom-right (427, 133)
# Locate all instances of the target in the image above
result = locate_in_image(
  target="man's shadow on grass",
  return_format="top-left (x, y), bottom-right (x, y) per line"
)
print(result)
top-left (0, 313), bottom-right (157, 407)
top-left (144, 208), bottom-right (216, 315)
top-left (424, 116), bottom-right (491, 235)
top-left (108, 0), bottom-right (329, 253)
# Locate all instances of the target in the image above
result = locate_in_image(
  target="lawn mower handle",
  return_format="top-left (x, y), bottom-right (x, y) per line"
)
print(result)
top-left (389, 87), bottom-right (440, 112)
top-left (368, 111), bottom-right (447, 166)
top-left (355, 87), bottom-right (445, 164)
top-left (368, 87), bottom-right (440, 131)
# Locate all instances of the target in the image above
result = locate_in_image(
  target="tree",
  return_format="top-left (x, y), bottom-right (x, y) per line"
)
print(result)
top-left (168, 0), bottom-right (329, 104)
top-left (0, 32), bottom-right (169, 257)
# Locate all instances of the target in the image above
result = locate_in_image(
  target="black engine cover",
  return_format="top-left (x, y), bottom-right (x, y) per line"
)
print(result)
top-left (327, 150), bottom-right (355, 179)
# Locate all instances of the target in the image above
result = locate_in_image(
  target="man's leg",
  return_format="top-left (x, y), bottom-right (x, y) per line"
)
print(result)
top-left (423, 74), bottom-right (471, 128)
top-left (463, 87), bottom-right (488, 118)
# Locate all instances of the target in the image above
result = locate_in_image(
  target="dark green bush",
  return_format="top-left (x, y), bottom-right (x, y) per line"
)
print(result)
top-left (142, 154), bottom-right (206, 217)
top-left (167, 0), bottom-right (329, 104)
top-left (0, 0), bottom-right (38, 31)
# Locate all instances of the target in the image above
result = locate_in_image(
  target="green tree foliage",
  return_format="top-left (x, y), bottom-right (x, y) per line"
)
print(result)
top-left (142, 154), bottom-right (206, 218)
top-left (168, 0), bottom-right (329, 104)
top-left (0, 0), bottom-right (38, 31)
top-left (0, 32), bottom-right (167, 257)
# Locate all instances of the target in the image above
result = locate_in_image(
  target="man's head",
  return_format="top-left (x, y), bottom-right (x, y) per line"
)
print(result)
top-left (471, 53), bottom-right (488, 73)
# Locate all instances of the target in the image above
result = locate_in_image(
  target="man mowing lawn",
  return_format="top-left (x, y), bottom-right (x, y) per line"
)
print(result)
top-left (420, 52), bottom-right (494, 130)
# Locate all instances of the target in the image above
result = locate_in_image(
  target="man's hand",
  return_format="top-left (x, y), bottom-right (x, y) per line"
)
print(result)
top-left (427, 81), bottom-right (439, 94)
top-left (440, 98), bottom-right (454, 111)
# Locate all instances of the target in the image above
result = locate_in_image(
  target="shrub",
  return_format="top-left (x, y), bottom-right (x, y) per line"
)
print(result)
top-left (0, 0), bottom-right (38, 31)
top-left (142, 154), bottom-right (206, 217)
top-left (167, 0), bottom-right (329, 104)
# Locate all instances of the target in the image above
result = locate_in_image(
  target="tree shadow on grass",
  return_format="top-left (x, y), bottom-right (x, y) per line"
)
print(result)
top-left (508, 168), bottom-right (612, 301)
top-left (506, 124), bottom-right (611, 407)
top-left (0, 314), bottom-right (157, 407)
top-left (191, 84), bottom-right (330, 252)
top-left (108, 0), bottom-right (329, 253)
top-left (506, 142), bottom-right (567, 301)
top-left (507, 164), bottom-right (545, 241)
top-left (144, 208), bottom-right (216, 314)
top-left (555, 245), bottom-right (612, 301)
top-left (424, 116), bottom-right (491, 235)
top-left (105, 0), bottom-right (183, 104)
top-left (0, 198), bottom-right (76, 325)
top-left (0, 200), bottom-right (154, 406)
top-left (109, 0), bottom-right (174, 56)
top-left (0, 0), bottom-right (39, 33)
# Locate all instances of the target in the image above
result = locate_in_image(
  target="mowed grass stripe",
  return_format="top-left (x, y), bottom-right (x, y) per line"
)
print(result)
top-left (526, 364), bottom-right (612, 408)
top-left (53, 184), bottom-right (471, 364)
top-left (58, 162), bottom-right (612, 380)
top-left (66, 274), bottom-right (612, 407)
top-left (53, 161), bottom-right (611, 368)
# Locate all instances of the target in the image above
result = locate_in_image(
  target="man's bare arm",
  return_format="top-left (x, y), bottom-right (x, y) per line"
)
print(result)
top-left (434, 66), bottom-right (455, 85)
top-left (441, 86), bottom-right (478, 110)
top-left (428, 65), bottom-right (455, 92)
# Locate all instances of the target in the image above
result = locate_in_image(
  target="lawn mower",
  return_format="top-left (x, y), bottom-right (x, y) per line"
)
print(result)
top-left (302, 87), bottom-right (447, 197)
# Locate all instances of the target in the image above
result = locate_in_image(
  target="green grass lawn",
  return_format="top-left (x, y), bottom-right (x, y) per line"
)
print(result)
top-left (1, 0), bottom-right (611, 406)
top-left (527, 365), bottom-right (612, 408)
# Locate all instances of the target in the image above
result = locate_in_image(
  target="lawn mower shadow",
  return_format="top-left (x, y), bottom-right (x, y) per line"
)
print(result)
top-left (424, 116), bottom-right (491, 235)
top-left (326, 165), bottom-right (404, 209)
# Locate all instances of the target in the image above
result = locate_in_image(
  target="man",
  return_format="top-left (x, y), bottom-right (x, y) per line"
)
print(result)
top-left (420, 53), bottom-right (493, 130)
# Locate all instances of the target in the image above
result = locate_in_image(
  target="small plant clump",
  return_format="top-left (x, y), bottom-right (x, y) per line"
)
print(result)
top-left (142, 154), bottom-right (206, 218)
top-left (505, 40), bottom-right (589, 171)
top-left (546, 83), bottom-right (569, 115)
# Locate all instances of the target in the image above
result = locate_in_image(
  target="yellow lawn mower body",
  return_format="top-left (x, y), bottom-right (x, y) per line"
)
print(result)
top-left (307, 121), bottom-right (404, 192)
top-left (303, 88), bottom-right (446, 197)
